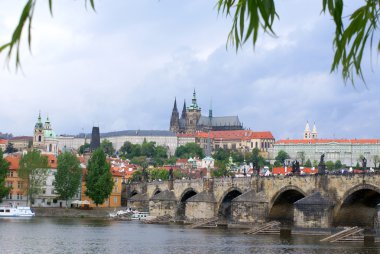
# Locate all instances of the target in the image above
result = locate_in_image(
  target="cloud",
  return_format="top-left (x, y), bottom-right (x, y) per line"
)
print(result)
top-left (0, 0), bottom-right (379, 141)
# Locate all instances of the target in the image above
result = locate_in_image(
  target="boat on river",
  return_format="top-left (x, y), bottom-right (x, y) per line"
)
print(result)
top-left (131, 212), bottom-right (154, 221)
top-left (0, 206), bottom-right (35, 217)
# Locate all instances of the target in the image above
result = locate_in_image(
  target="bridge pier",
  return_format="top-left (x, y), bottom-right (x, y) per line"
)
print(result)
top-left (231, 190), bottom-right (268, 226)
top-left (294, 192), bottom-right (335, 229)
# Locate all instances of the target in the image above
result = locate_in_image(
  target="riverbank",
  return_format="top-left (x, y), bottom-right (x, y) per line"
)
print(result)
top-left (33, 207), bottom-right (116, 218)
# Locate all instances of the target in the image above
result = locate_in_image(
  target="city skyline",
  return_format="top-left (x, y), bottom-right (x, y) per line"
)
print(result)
top-left (1, 1), bottom-right (379, 140)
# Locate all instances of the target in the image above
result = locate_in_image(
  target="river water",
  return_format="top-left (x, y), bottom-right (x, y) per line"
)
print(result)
top-left (0, 217), bottom-right (379, 254)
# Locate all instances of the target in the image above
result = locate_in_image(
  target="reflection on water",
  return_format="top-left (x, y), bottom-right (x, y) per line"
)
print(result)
top-left (0, 217), bottom-right (379, 254)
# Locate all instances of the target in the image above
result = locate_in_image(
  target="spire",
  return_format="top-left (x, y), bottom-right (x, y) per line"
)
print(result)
top-left (304, 121), bottom-right (311, 140)
top-left (181, 100), bottom-right (187, 119)
top-left (305, 121), bottom-right (310, 132)
top-left (312, 122), bottom-right (318, 139)
top-left (169, 97), bottom-right (180, 133)
top-left (209, 98), bottom-right (213, 118)
top-left (312, 122), bottom-right (317, 133)
top-left (172, 97), bottom-right (178, 112)
top-left (35, 111), bottom-right (43, 129)
top-left (192, 89), bottom-right (197, 105)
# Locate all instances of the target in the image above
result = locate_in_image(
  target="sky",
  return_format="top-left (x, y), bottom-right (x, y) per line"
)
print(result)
top-left (0, 0), bottom-right (379, 140)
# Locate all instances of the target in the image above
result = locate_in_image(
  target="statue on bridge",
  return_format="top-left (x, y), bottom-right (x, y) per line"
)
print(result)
top-left (362, 157), bottom-right (367, 171)
top-left (142, 167), bottom-right (149, 182)
top-left (169, 168), bottom-right (174, 181)
top-left (318, 153), bottom-right (326, 174)
top-left (292, 160), bottom-right (300, 174)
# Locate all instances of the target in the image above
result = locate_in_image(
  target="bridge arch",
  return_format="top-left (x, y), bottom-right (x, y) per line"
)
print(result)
top-left (152, 188), bottom-right (162, 198)
top-left (176, 188), bottom-right (198, 220)
top-left (217, 188), bottom-right (243, 221)
top-left (334, 184), bottom-right (380, 227)
top-left (130, 189), bottom-right (139, 198)
top-left (268, 186), bottom-right (306, 225)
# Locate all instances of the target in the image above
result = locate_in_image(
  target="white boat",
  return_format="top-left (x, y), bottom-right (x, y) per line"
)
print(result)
top-left (131, 212), bottom-right (154, 221)
top-left (0, 206), bottom-right (35, 217)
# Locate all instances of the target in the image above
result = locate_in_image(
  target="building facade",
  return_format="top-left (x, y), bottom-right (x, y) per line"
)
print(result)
top-left (170, 90), bottom-right (243, 134)
top-left (195, 130), bottom-right (275, 157)
top-left (270, 139), bottom-right (380, 167)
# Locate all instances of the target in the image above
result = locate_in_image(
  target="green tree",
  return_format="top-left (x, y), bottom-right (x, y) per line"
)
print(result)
top-left (165, 156), bottom-right (177, 165)
top-left (78, 143), bottom-right (90, 155)
top-left (141, 140), bottom-right (156, 157)
top-left (54, 152), bottom-right (82, 207)
top-left (4, 142), bottom-right (17, 153)
top-left (129, 170), bottom-right (142, 183)
top-left (85, 148), bottom-right (113, 206)
top-left (334, 160), bottom-right (343, 170)
top-left (18, 149), bottom-right (49, 205)
top-left (325, 161), bottom-right (335, 171)
top-left (119, 141), bottom-right (133, 158)
top-left (175, 143), bottom-right (204, 159)
top-left (305, 159), bottom-right (312, 168)
top-left (298, 151), bottom-right (305, 165)
top-left (275, 150), bottom-right (290, 165)
top-left (250, 148), bottom-right (265, 168)
top-left (212, 148), bottom-right (229, 162)
top-left (149, 169), bottom-right (169, 181)
top-left (373, 155), bottom-right (380, 169)
top-left (100, 139), bottom-right (115, 157)
top-left (0, 150), bottom-right (11, 202)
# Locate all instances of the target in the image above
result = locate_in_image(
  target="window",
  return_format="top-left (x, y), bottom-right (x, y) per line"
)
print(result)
top-left (7, 193), bottom-right (12, 200)
top-left (17, 181), bottom-right (23, 189)
top-left (17, 193), bottom-right (20, 200)
top-left (114, 197), bottom-right (118, 203)
top-left (7, 170), bottom-right (13, 177)
top-left (38, 136), bottom-right (41, 142)
top-left (42, 189), bottom-right (46, 194)
top-left (7, 182), bottom-right (12, 188)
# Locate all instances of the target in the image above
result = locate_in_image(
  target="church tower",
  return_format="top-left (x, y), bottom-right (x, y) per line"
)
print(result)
top-left (34, 112), bottom-right (44, 146)
top-left (186, 89), bottom-right (201, 134)
top-left (169, 98), bottom-right (180, 133)
top-left (304, 121), bottom-right (311, 140)
top-left (311, 122), bottom-right (318, 139)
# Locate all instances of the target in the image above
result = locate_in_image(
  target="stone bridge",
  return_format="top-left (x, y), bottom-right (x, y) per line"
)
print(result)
top-left (126, 174), bottom-right (380, 230)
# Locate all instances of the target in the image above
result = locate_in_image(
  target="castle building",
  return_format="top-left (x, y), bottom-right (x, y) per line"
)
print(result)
top-left (170, 90), bottom-right (243, 134)
top-left (33, 113), bottom-right (58, 154)
top-left (269, 123), bottom-right (380, 167)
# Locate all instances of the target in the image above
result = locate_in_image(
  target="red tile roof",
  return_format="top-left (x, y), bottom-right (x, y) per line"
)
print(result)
top-left (0, 139), bottom-right (8, 145)
top-left (5, 155), bottom-right (20, 170)
top-left (275, 139), bottom-right (380, 145)
top-left (196, 130), bottom-right (275, 141)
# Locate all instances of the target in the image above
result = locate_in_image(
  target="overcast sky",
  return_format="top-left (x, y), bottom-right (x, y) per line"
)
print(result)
top-left (0, 1), bottom-right (379, 140)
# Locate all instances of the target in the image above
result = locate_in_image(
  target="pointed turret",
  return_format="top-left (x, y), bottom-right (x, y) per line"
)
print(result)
top-left (44, 115), bottom-right (52, 130)
top-left (169, 98), bottom-right (180, 133)
top-left (181, 100), bottom-right (187, 119)
top-left (304, 121), bottom-right (311, 140)
top-left (312, 122), bottom-right (318, 139)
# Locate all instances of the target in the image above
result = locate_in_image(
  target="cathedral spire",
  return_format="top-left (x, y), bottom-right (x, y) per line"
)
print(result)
top-left (169, 97), bottom-right (180, 133)
top-left (181, 100), bottom-right (187, 119)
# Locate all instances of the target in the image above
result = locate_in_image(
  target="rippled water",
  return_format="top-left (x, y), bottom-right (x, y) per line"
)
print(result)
top-left (0, 217), bottom-right (379, 254)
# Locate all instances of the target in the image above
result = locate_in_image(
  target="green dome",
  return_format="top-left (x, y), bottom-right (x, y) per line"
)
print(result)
top-left (44, 129), bottom-right (56, 138)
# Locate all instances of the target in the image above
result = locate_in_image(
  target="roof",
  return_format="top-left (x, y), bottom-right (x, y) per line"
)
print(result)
top-left (197, 116), bottom-right (242, 127)
top-left (0, 139), bottom-right (7, 145)
top-left (9, 136), bottom-right (33, 141)
top-left (275, 139), bottom-right (380, 145)
top-left (101, 130), bottom-right (176, 138)
top-left (5, 155), bottom-right (20, 170)
top-left (196, 130), bottom-right (274, 141)
top-left (45, 154), bottom-right (58, 169)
